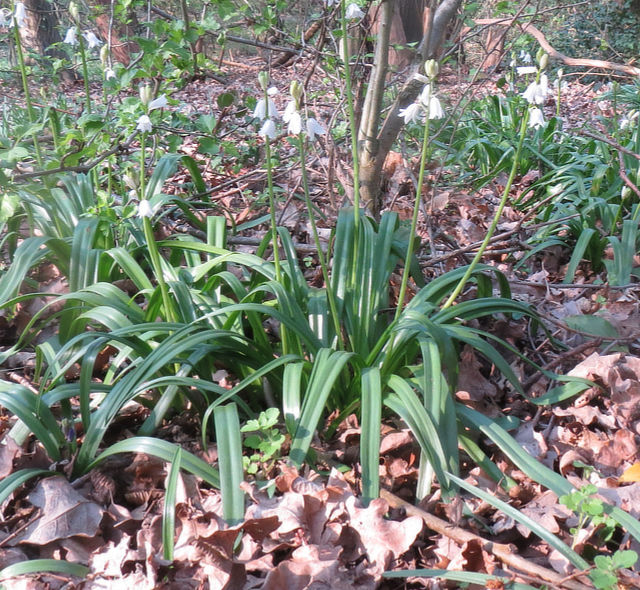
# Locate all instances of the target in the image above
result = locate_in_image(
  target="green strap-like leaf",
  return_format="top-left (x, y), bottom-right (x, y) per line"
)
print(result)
top-left (360, 367), bottom-right (381, 506)
top-left (214, 403), bottom-right (245, 525)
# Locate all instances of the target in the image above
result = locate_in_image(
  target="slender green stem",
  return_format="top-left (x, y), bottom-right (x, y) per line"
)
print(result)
top-left (299, 134), bottom-right (344, 349)
top-left (264, 138), bottom-right (281, 283)
top-left (394, 94), bottom-right (431, 322)
top-left (139, 132), bottom-right (175, 322)
top-left (442, 107), bottom-right (531, 310)
top-left (340, 0), bottom-right (360, 225)
top-left (13, 15), bottom-right (42, 166)
top-left (77, 28), bottom-right (92, 114)
top-left (264, 136), bottom-right (288, 355)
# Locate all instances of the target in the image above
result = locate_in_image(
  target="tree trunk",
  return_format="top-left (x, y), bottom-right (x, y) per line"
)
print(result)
top-left (358, 0), bottom-right (463, 215)
top-left (358, 0), bottom-right (393, 217)
top-left (18, 0), bottom-right (64, 61)
top-left (92, 0), bottom-right (139, 66)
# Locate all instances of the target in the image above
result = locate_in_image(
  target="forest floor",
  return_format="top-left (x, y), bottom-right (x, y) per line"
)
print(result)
top-left (1, 54), bottom-right (640, 589)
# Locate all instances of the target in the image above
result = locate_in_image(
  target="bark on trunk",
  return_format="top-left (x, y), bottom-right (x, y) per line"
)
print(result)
top-left (18, 0), bottom-right (64, 61)
top-left (92, 0), bottom-right (139, 66)
top-left (358, 0), bottom-right (463, 215)
top-left (358, 0), bottom-right (393, 217)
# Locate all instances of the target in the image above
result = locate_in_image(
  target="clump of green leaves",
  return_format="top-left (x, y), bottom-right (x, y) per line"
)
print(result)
top-left (561, 485), bottom-right (638, 589)
top-left (591, 551), bottom-right (638, 590)
top-left (561, 484), bottom-right (617, 545)
top-left (241, 408), bottom-right (285, 477)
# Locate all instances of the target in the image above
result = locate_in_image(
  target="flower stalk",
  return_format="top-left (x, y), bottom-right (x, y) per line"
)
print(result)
top-left (394, 60), bottom-right (440, 322)
top-left (137, 100), bottom-right (176, 322)
top-left (295, 113), bottom-right (343, 349)
top-left (441, 107), bottom-right (531, 310)
top-left (12, 3), bottom-right (42, 166)
top-left (340, 0), bottom-right (361, 227)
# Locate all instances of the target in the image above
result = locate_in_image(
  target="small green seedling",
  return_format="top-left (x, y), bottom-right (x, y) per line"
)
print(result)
top-left (591, 550), bottom-right (638, 590)
top-left (560, 485), bottom-right (637, 589)
top-left (241, 408), bottom-right (285, 485)
top-left (560, 484), bottom-right (616, 545)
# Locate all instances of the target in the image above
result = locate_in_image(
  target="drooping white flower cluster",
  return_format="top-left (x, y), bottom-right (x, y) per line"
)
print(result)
top-left (136, 91), bottom-right (170, 133)
top-left (522, 74), bottom-right (549, 106)
top-left (398, 60), bottom-right (445, 125)
top-left (1, 3), bottom-right (27, 28)
top-left (254, 79), bottom-right (327, 142)
top-left (620, 110), bottom-right (639, 131)
top-left (324, 0), bottom-right (364, 19)
top-left (13, 2), bottom-right (26, 28)
top-left (63, 27), bottom-right (102, 49)
top-left (345, 3), bottom-right (364, 19)
top-left (520, 53), bottom-right (551, 130)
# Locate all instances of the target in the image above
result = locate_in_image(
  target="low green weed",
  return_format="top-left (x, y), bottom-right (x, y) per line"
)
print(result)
top-left (561, 485), bottom-right (638, 589)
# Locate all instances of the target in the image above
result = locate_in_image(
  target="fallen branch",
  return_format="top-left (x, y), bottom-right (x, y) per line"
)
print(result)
top-left (473, 18), bottom-right (640, 77)
top-left (12, 131), bottom-right (139, 181)
top-left (380, 488), bottom-right (592, 590)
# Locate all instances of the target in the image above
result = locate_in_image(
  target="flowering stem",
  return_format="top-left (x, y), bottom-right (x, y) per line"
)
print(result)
top-left (298, 134), bottom-right (344, 349)
top-left (264, 137), bottom-right (281, 283)
top-left (264, 134), bottom-right (290, 354)
top-left (13, 14), bottom-right (42, 167)
top-left (394, 92), bottom-right (431, 322)
top-left (441, 107), bottom-right (531, 310)
top-left (140, 132), bottom-right (175, 322)
top-left (340, 0), bottom-right (360, 225)
top-left (77, 27), bottom-right (92, 114)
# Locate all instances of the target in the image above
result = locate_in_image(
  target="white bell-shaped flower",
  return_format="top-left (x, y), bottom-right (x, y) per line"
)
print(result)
top-left (282, 100), bottom-right (297, 123)
top-left (136, 114), bottom-right (153, 133)
top-left (148, 95), bottom-right (168, 111)
top-left (428, 95), bottom-right (445, 119)
top-left (138, 200), bottom-right (153, 218)
top-left (398, 103), bottom-right (421, 125)
top-left (306, 118), bottom-right (326, 141)
top-left (63, 27), bottom-right (78, 45)
top-left (523, 75), bottom-right (549, 105)
top-left (14, 2), bottom-right (26, 28)
top-left (528, 107), bottom-right (545, 129)
top-left (259, 118), bottom-right (277, 140)
top-left (345, 3), bottom-right (364, 19)
top-left (287, 111), bottom-right (303, 135)
top-left (83, 31), bottom-right (102, 49)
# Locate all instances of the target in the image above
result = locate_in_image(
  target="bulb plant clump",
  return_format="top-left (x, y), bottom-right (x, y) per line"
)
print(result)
top-left (1, 2), bottom-right (640, 587)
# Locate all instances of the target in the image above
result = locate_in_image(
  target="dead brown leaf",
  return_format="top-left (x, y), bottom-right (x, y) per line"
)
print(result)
top-left (10, 477), bottom-right (104, 546)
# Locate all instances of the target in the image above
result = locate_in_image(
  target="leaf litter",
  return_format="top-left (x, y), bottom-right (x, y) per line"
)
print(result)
top-left (2, 59), bottom-right (640, 590)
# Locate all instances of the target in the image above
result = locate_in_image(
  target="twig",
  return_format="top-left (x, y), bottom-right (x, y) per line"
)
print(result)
top-left (510, 279), bottom-right (638, 290)
top-left (617, 151), bottom-right (640, 200)
top-left (380, 488), bottom-right (591, 590)
top-left (575, 130), bottom-right (640, 162)
top-left (522, 338), bottom-right (602, 389)
top-left (12, 131), bottom-right (139, 181)
top-left (0, 509), bottom-right (41, 548)
top-left (473, 18), bottom-right (640, 77)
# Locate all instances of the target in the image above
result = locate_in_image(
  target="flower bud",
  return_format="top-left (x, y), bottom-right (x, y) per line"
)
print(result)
top-left (258, 71), bottom-right (269, 91)
top-left (123, 172), bottom-right (138, 190)
top-left (622, 186), bottom-right (632, 200)
top-left (68, 1), bottom-right (79, 21)
top-left (100, 44), bottom-right (109, 67)
top-left (557, 68), bottom-right (564, 79)
top-left (290, 80), bottom-right (303, 105)
top-left (139, 84), bottom-right (152, 106)
top-left (538, 53), bottom-right (549, 71)
top-left (425, 59), bottom-right (439, 79)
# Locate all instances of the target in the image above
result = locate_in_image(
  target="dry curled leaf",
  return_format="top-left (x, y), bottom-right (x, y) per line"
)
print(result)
top-left (11, 477), bottom-right (104, 546)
